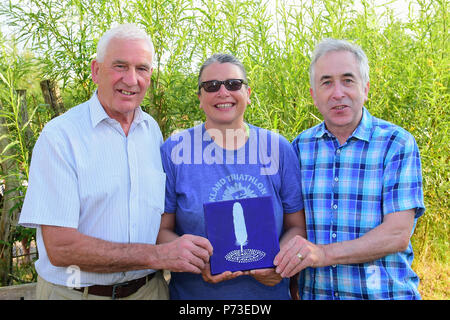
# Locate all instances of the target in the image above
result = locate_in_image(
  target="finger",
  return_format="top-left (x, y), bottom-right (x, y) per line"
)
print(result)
top-left (207, 271), bottom-right (233, 284)
top-left (201, 263), bottom-right (215, 282)
top-left (280, 251), bottom-right (306, 278)
top-left (179, 259), bottom-right (203, 274)
top-left (276, 244), bottom-right (302, 275)
top-left (275, 235), bottom-right (305, 265)
top-left (250, 268), bottom-right (272, 276)
top-left (189, 235), bottom-right (214, 255)
top-left (274, 237), bottom-right (297, 265)
top-left (189, 244), bottom-right (213, 264)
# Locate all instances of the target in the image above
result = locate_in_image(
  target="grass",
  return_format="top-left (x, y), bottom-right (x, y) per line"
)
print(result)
top-left (415, 259), bottom-right (450, 300)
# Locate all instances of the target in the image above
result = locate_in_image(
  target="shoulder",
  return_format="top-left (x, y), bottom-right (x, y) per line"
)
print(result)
top-left (39, 101), bottom-right (90, 143)
top-left (292, 122), bottom-right (323, 146)
top-left (370, 115), bottom-right (418, 150)
top-left (248, 124), bottom-right (291, 147)
top-left (161, 125), bottom-right (198, 152)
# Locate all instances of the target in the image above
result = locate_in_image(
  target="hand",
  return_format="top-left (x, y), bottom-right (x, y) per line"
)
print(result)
top-left (159, 234), bottom-right (213, 274)
top-left (248, 268), bottom-right (282, 286)
top-left (201, 263), bottom-right (245, 284)
top-left (273, 235), bottom-right (326, 278)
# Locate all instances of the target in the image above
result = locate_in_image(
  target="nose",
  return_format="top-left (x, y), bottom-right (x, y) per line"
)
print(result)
top-left (217, 83), bottom-right (230, 96)
top-left (331, 83), bottom-right (345, 100)
top-left (122, 68), bottom-right (138, 86)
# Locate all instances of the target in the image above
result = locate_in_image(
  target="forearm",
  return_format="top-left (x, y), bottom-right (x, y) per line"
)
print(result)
top-left (280, 226), bottom-right (306, 248)
top-left (156, 227), bottom-right (180, 244)
top-left (42, 225), bottom-right (161, 273)
top-left (321, 209), bottom-right (415, 266)
top-left (274, 209), bottom-right (415, 278)
top-left (321, 235), bottom-right (400, 266)
top-left (280, 210), bottom-right (307, 248)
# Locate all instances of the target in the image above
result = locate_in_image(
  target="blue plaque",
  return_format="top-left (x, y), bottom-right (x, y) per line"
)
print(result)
top-left (203, 196), bottom-right (280, 275)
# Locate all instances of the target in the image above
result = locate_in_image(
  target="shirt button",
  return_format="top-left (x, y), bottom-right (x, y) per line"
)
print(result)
top-left (336, 149), bottom-right (341, 154)
top-left (333, 204), bottom-right (338, 209)
top-left (334, 177), bottom-right (339, 182)
top-left (332, 233), bottom-right (337, 238)
top-left (334, 292), bottom-right (339, 297)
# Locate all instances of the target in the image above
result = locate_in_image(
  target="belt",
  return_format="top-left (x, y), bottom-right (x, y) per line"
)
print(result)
top-left (73, 272), bottom-right (155, 299)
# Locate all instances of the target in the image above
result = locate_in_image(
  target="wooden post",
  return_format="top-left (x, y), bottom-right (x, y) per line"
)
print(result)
top-left (40, 80), bottom-right (64, 117)
top-left (0, 100), bottom-right (21, 286)
top-left (17, 90), bottom-right (33, 149)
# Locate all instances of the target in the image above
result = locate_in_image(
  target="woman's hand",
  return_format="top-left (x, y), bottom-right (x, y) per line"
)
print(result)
top-left (248, 268), bottom-right (282, 286)
top-left (201, 263), bottom-right (245, 284)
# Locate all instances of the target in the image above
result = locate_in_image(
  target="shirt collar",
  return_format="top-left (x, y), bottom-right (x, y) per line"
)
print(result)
top-left (352, 107), bottom-right (373, 142)
top-left (314, 107), bottom-right (373, 142)
top-left (89, 91), bottom-right (151, 128)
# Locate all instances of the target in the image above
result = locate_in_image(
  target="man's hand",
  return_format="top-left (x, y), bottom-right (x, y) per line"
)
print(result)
top-left (157, 234), bottom-right (213, 274)
top-left (273, 235), bottom-right (326, 278)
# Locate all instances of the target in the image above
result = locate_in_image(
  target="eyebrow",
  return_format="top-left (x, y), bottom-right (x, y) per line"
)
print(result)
top-left (112, 59), bottom-right (128, 65)
top-left (319, 72), bottom-right (356, 82)
top-left (112, 60), bottom-right (151, 69)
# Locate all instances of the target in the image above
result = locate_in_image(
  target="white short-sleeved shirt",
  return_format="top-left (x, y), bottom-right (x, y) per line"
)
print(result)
top-left (19, 93), bottom-right (166, 286)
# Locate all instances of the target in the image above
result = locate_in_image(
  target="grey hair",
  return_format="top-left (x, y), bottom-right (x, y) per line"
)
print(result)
top-left (96, 23), bottom-right (154, 62)
top-left (309, 38), bottom-right (369, 90)
top-left (197, 53), bottom-right (248, 94)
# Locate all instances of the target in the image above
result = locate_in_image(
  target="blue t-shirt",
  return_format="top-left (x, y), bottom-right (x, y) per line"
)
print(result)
top-left (161, 123), bottom-right (303, 300)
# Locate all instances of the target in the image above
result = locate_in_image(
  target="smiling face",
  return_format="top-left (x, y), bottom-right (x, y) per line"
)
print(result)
top-left (198, 62), bottom-right (251, 131)
top-left (310, 50), bottom-right (369, 141)
top-left (91, 37), bottom-right (153, 126)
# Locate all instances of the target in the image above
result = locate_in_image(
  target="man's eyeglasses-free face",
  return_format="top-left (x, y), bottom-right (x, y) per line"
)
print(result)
top-left (199, 79), bottom-right (248, 92)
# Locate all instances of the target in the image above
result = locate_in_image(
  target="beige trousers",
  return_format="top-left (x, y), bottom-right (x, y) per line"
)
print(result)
top-left (36, 271), bottom-right (169, 300)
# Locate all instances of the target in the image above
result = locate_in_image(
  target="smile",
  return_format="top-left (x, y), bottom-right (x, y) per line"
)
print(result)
top-left (332, 105), bottom-right (348, 110)
top-left (215, 103), bottom-right (234, 109)
top-left (118, 89), bottom-right (136, 96)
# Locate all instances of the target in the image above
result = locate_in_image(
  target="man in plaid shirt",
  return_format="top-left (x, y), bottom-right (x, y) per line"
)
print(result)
top-left (273, 39), bottom-right (425, 299)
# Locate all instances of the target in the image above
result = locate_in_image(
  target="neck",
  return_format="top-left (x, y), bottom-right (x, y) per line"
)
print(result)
top-left (205, 121), bottom-right (248, 150)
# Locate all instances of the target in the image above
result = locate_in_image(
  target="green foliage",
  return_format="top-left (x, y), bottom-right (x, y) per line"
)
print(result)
top-left (0, 0), bottom-right (448, 296)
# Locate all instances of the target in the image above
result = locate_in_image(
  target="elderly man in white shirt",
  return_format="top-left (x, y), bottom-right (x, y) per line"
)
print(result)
top-left (19, 23), bottom-right (212, 300)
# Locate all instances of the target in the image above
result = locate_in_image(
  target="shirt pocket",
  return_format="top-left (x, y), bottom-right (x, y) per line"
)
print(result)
top-left (144, 168), bottom-right (166, 214)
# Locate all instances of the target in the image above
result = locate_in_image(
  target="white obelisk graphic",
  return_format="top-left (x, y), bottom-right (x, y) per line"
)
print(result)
top-left (232, 202), bottom-right (248, 255)
top-left (225, 201), bottom-right (266, 264)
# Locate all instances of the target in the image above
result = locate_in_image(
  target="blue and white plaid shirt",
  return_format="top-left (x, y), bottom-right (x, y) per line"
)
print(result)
top-left (292, 107), bottom-right (425, 300)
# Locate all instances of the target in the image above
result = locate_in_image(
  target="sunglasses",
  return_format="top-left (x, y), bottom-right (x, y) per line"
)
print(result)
top-left (199, 79), bottom-right (248, 92)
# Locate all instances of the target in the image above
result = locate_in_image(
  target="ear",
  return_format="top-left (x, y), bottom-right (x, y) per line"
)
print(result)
top-left (246, 86), bottom-right (251, 105)
top-left (309, 87), bottom-right (316, 105)
top-left (91, 60), bottom-right (100, 85)
top-left (363, 81), bottom-right (370, 102)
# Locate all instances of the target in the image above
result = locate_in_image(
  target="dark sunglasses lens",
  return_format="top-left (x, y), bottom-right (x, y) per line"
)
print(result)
top-left (225, 80), bottom-right (243, 91)
top-left (203, 81), bottom-right (221, 92)
top-left (201, 79), bottom-right (245, 92)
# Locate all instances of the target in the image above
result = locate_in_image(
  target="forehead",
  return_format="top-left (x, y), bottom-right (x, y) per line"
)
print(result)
top-left (104, 38), bottom-right (152, 64)
top-left (201, 62), bottom-right (244, 81)
top-left (314, 50), bottom-right (360, 80)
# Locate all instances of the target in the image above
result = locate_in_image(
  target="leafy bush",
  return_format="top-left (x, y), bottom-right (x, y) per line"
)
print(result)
top-left (0, 0), bottom-right (448, 297)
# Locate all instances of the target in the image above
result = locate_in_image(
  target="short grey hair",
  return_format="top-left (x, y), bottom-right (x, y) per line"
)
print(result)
top-left (197, 53), bottom-right (248, 94)
top-left (96, 23), bottom-right (154, 62)
top-left (309, 38), bottom-right (369, 90)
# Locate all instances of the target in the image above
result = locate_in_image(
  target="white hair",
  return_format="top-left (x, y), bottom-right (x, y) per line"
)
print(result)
top-left (309, 38), bottom-right (369, 90)
top-left (96, 23), bottom-right (154, 62)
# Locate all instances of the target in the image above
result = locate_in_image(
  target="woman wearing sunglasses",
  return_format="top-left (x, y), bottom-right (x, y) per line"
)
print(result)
top-left (157, 53), bottom-right (306, 300)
